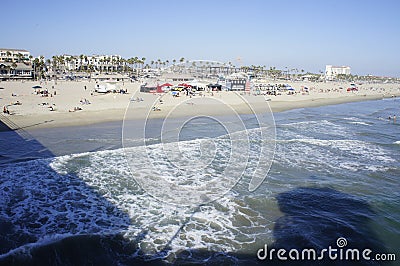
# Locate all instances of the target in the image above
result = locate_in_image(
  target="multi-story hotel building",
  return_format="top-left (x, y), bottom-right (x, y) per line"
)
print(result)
top-left (0, 48), bottom-right (33, 79)
top-left (58, 54), bottom-right (124, 72)
top-left (325, 65), bottom-right (351, 80)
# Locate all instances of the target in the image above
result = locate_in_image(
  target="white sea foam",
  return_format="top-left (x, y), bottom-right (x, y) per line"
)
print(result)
top-left (278, 119), bottom-right (353, 141)
top-left (0, 134), bottom-right (275, 258)
top-left (349, 121), bottom-right (371, 126)
top-left (275, 138), bottom-right (395, 173)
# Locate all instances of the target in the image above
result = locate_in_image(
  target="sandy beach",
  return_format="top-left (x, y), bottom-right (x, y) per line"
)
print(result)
top-left (1, 80), bottom-right (399, 130)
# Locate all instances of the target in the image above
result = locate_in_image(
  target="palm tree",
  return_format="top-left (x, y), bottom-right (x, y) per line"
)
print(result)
top-left (65, 56), bottom-right (72, 71)
top-left (120, 58), bottom-right (127, 73)
top-left (33, 58), bottom-right (39, 80)
top-left (16, 53), bottom-right (23, 63)
top-left (132, 56), bottom-right (138, 70)
top-left (52, 56), bottom-right (58, 72)
top-left (141, 57), bottom-right (146, 69)
top-left (78, 54), bottom-right (84, 71)
top-left (33, 57), bottom-right (45, 80)
top-left (88, 64), bottom-right (95, 79)
top-left (59, 56), bottom-right (65, 72)
top-left (6, 51), bottom-right (12, 62)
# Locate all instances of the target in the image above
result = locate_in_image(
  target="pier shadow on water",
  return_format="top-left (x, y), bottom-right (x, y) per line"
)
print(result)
top-left (0, 115), bottom-right (54, 163)
top-left (161, 187), bottom-right (392, 266)
top-left (269, 187), bottom-right (390, 266)
top-left (0, 117), bottom-right (136, 265)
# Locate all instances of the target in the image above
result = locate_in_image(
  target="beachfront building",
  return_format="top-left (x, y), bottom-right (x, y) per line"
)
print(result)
top-left (224, 73), bottom-right (248, 91)
top-left (226, 78), bottom-right (246, 91)
top-left (0, 48), bottom-right (31, 63)
top-left (0, 48), bottom-right (33, 80)
top-left (325, 65), bottom-right (351, 80)
top-left (58, 54), bottom-right (125, 73)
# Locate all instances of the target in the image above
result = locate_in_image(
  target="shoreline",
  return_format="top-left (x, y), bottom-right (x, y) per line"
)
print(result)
top-left (1, 93), bottom-right (398, 132)
top-left (1, 80), bottom-right (399, 131)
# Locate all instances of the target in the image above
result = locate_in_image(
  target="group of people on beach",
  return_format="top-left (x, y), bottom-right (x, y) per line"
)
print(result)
top-left (69, 106), bottom-right (83, 112)
top-left (80, 98), bottom-right (91, 105)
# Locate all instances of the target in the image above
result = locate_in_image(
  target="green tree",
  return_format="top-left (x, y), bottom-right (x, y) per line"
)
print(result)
top-left (16, 53), bottom-right (23, 63)
top-left (141, 57), bottom-right (146, 69)
top-left (6, 51), bottom-right (12, 62)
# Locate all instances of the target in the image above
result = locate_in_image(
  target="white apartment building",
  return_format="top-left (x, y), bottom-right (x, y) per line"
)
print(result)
top-left (0, 48), bottom-right (31, 63)
top-left (59, 54), bottom-right (124, 72)
top-left (0, 48), bottom-right (33, 79)
top-left (325, 65), bottom-right (351, 80)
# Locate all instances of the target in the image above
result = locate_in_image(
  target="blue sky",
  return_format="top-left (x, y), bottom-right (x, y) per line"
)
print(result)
top-left (3, 0), bottom-right (400, 76)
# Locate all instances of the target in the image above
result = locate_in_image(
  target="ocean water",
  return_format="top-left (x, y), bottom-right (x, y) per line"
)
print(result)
top-left (0, 99), bottom-right (399, 265)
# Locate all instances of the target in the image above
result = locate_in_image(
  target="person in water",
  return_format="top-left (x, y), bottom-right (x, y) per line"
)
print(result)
top-left (388, 115), bottom-right (396, 123)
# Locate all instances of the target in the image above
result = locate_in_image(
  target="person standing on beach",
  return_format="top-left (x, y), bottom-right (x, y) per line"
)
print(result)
top-left (3, 106), bottom-right (9, 114)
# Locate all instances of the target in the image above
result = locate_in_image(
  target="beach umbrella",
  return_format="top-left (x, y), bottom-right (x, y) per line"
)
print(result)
top-left (32, 85), bottom-right (42, 89)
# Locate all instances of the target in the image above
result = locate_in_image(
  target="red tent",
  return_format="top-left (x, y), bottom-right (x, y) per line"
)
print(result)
top-left (156, 84), bottom-right (164, 93)
top-left (161, 83), bottom-right (173, 87)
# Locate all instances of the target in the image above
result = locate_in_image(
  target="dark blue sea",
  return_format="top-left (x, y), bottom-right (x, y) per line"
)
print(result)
top-left (0, 98), bottom-right (399, 265)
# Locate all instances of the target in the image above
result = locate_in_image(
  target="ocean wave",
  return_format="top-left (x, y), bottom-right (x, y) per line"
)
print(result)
top-left (274, 138), bottom-right (395, 173)
top-left (277, 119), bottom-right (350, 139)
top-left (349, 121), bottom-right (371, 126)
top-left (0, 233), bottom-right (74, 260)
top-left (0, 141), bottom-right (275, 258)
